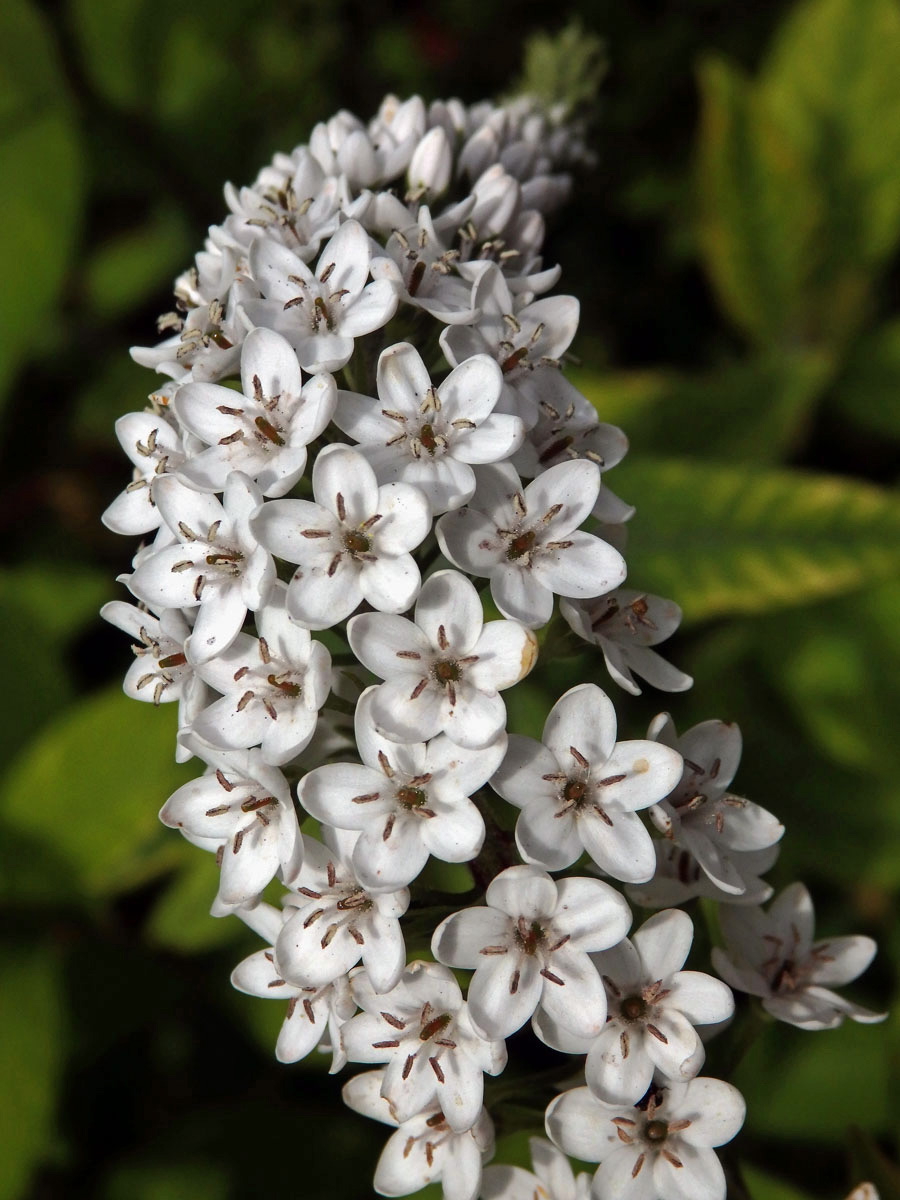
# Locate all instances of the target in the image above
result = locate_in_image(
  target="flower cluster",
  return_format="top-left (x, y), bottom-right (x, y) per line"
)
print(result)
top-left (103, 88), bottom-right (885, 1200)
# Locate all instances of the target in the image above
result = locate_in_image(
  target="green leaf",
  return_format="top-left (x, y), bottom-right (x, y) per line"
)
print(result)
top-left (829, 319), bottom-right (900, 440)
top-left (0, 686), bottom-right (197, 899)
top-left (69, 0), bottom-right (147, 110)
top-left (0, 947), bottom-right (63, 1200)
top-left (735, 1017), bottom-right (891, 1139)
top-left (614, 458), bottom-right (900, 622)
top-left (695, 57), bottom-right (817, 346)
top-left (0, 565), bottom-right (108, 763)
top-left (741, 1164), bottom-right (814, 1200)
top-left (0, 2), bottom-right (84, 403)
top-left (574, 350), bottom-right (831, 462)
top-left (762, 0), bottom-right (900, 268)
top-left (147, 853), bottom-right (243, 953)
top-left (102, 1161), bottom-right (230, 1200)
top-left (85, 205), bottom-right (190, 318)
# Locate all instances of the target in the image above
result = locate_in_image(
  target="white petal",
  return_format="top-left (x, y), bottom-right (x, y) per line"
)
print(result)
top-left (578, 808), bottom-right (656, 884)
top-left (675, 1077), bottom-right (746, 1147)
top-left (452, 413), bottom-right (525, 464)
top-left (535, 532), bottom-right (626, 599)
top-left (486, 864), bottom-right (558, 918)
top-left (538, 944), bottom-right (608, 1039)
top-left (431, 908), bottom-right (512, 967)
top-left (467, 620), bottom-right (538, 692)
top-left (347, 612), bottom-right (432, 678)
top-left (552, 877), bottom-right (633, 951)
top-left (544, 1088), bottom-right (609, 1163)
top-left (585, 1022), bottom-right (654, 1106)
top-left (667, 971), bottom-right (735, 1025)
top-left (313, 443), bottom-right (379, 524)
top-left (633, 909), bottom-right (694, 979)
top-left (543, 684), bottom-right (617, 768)
top-left (415, 569), bottom-right (483, 654)
top-left (468, 952), bottom-right (543, 1039)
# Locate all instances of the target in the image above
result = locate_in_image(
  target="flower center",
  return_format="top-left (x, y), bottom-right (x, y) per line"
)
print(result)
top-left (514, 919), bottom-right (545, 956)
top-left (397, 785), bottom-right (428, 809)
top-left (506, 529), bottom-right (536, 561)
top-left (268, 674), bottom-right (301, 699)
top-left (343, 530), bottom-right (371, 556)
top-left (621, 995), bottom-right (648, 1022)
top-left (419, 422), bottom-right (439, 454)
top-left (563, 777), bottom-right (587, 804)
top-left (433, 659), bottom-right (460, 685)
top-left (645, 1119), bottom-right (669, 1143)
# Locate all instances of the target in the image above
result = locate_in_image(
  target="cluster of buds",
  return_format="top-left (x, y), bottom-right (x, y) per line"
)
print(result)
top-left (103, 90), bottom-right (884, 1200)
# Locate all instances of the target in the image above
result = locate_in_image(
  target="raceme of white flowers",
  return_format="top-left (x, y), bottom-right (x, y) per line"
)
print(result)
top-left (102, 89), bottom-right (886, 1200)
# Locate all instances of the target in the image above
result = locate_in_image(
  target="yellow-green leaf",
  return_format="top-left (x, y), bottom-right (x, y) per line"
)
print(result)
top-left (0, 947), bottom-right (63, 1200)
top-left (0, 686), bottom-right (197, 898)
top-left (615, 458), bottom-right (900, 622)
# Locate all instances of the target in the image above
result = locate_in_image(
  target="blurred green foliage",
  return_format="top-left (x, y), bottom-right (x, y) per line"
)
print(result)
top-left (1, 0), bottom-right (899, 1197)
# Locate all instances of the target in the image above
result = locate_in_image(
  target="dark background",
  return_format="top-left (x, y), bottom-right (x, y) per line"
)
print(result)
top-left (1, 1), bottom-right (899, 1197)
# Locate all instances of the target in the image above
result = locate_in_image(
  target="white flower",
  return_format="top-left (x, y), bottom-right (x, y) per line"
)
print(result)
top-left (432, 864), bottom-right (630, 1041)
top-left (370, 206), bottom-right (477, 324)
top-left (348, 569), bottom-right (538, 749)
top-left (436, 459), bottom-right (626, 628)
top-left (626, 842), bottom-right (779, 911)
top-left (534, 909), bottom-right (734, 1105)
top-left (220, 148), bottom-right (342, 261)
top-left (846, 1187), bottom-right (879, 1200)
top-left (342, 960), bottom-right (507, 1132)
top-left (173, 327), bottom-right (336, 496)
top-left (711, 883), bottom-right (886, 1030)
top-left (440, 264), bottom-right (579, 428)
top-left (491, 684), bottom-right (683, 883)
top-left (251, 443), bottom-right (430, 630)
top-left (230, 901), bottom-right (355, 1067)
top-left (408, 126), bottom-right (453, 200)
top-left (343, 1068), bottom-right (495, 1200)
top-left (190, 583), bottom-right (331, 765)
top-left (647, 715), bottom-right (784, 897)
top-left (334, 342), bottom-right (525, 514)
top-left (546, 1079), bottom-right (746, 1200)
top-left (561, 591), bottom-right (692, 696)
top-left (276, 827), bottom-right (409, 993)
top-left (298, 687), bottom-right (504, 891)
top-left (131, 284), bottom-right (250, 383)
top-left (480, 1137), bottom-right (592, 1200)
top-left (125, 473), bottom-right (274, 665)
top-left (100, 600), bottom-right (206, 760)
top-left (102, 410), bottom-right (186, 535)
top-left (244, 220), bottom-right (399, 372)
top-left (159, 739), bottom-right (301, 908)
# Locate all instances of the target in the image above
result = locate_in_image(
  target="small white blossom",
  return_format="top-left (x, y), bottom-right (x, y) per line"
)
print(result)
top-left (370, 206), bottom-right (477, 324)
top-left (712, 882), bottom-right (886, 1030)
top-left (190, 583), bottom-right (331, 765)
top-left (534, 909), bottom-right (734, 1105)
top-left (561, 590), bottom-right (692, 696)
top-left (244, 220), bottom-right (399, 373)
top-left (432, 864), bottom-right (631, 1041)
top-left (348, 569), bottom-right (538, 749)
top-left (102, 410), bottom-right (186, 535)
top-left (627, 842), bottom-right (780, 911)
top-left (491, 684), bottom-right (683, 882)
top-left (173, 327), bottom-right (336, 497)
top-left (480, 1137), bottom-right (592, 1200)
top-left (230, 901), bottom-right (355, 1067)
top-left (299, 687), bottom-right (503, 891)
top-left (251, 443), bottom-right (430, 630)
top-left (100, 600), bottom-right (206, 760)
top-left (335, 342), bottom-right (525, 514)
top-left (125, 473), bottom-right (274, 665)
top-left (546, 1079), bottom-right (746, 1200)
top-left (440, 264), bottom-right (579, 428)
top-left (436, 459), bottom-right (626, 628)
top-left (276, 827), bottom-right (409, 993)
top-left (647, 715), bottom-right (784, 897)
top-left (160, 739), bottom-right (301, 908)
top-left (342, 960), bottom-right (507, 1132)
top-left (343, 1067), bottom-right (495, 1200)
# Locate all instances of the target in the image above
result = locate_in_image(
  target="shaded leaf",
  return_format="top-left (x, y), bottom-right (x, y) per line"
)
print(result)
top-left (0, 686), bottom-right (196, 897)
top-left (829, 319), bottom-right (900, 440)
top-left (0, 1), bottom-right (84, 403)
top-left (102, 1161), bottom-right (230, 1200)
top-left (0, 947), bottom-right (63, 1200)
top-left (148, 853), bottom-right (243, 954)
top-left (575, 350), bottom-right (831, 462)
top-left (615, 458), bottom-right (900, 622)
top-left (848, 1127), bottom-right (900, 1200)
top-left (85, 205), bottom-right (191, 318)
top-left (695, 57), bottom-right (817, 346)
top-left (741, 1164), bottom-right (814, 1200)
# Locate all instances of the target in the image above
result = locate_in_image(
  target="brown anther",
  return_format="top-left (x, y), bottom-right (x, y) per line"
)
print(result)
top-left (303, 998), bottom-right (315, 1022)
top-left (254, 416), bottom-right (284, 445)
top-left (410, 677), bottom-right (429, 700)
top-left (506, 528), bottom-right (536, 560)
top-left (381, 1012), bottom-right (406, 1030)
top-left (377, 751), bottom-right (394, 778)
top-left (382, 813), bottom-right (396, 841)
top-left (236, 690), bottom-right (255, 711)
top-left (372, 1039), bottom-right (400, 1049)
top-left (301, 528), bottom-right (331, 538)
top-left (241, 795), bottom-right (277, 813)
top-left (402, 1054), bottom-right (416, 1080)
top-left (205, 804), bottom-right (230, 817)
top-left (420, 1012), bottom-right (452, 1041)
top-left (509, 969), bottom-right (521, 995)
top-left (407, 259), bottom-right (426, 296)
top-left (158, 652), bottom-right (187, 669)
top-left (297, 887), bottom-right (321, 899)
top-left (429, 1057), bottom-right (445, 1083)
top-left (352, 791), bottom-right (381, 805)
top-left (396, 650), bottom-right (422, 659)
top-left (326, 861), bottom-right (337, 888)
top-left (303, 908), bottom-right (324, 928)
top-left (598, 773), bottom-right (627, 787)
top-left (232, 830), bottom-right (244, 855)
top-left (540, 968), bottom-right (564, 986)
